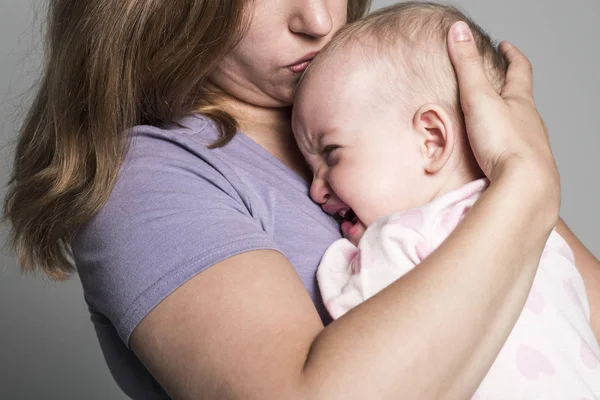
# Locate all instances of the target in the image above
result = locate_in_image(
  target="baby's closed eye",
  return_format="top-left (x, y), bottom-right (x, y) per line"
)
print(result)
top-left (321, 144), bottom-right (340, 166)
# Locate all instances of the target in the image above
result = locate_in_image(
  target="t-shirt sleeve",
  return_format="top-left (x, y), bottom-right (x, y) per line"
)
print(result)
top-left (72, 127), bottom-right (279, 347)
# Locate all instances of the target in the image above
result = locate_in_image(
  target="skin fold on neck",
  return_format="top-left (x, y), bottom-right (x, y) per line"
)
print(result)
top-left (206, 84), bottom-right (312, 182)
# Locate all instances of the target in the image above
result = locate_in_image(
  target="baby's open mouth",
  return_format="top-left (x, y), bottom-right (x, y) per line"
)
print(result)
top-left (334, 208), bottom-right (365, 245)
top-left (335, 208), bottom-right (359, 225)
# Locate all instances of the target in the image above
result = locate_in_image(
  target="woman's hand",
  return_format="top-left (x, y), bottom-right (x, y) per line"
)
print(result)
top-left (447, 22), bottom-right (560, 215)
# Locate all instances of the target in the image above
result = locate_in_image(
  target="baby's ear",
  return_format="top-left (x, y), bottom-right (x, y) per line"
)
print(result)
top-left (412, 104), bottom-right (455, 174)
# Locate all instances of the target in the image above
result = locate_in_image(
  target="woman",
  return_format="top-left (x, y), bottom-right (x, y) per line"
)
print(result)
top-left (3, 0), bottom-right (598, 399)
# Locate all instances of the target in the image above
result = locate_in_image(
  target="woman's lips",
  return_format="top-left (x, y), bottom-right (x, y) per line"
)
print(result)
top-left (288, 59), bottom-right (311, 73)
top-left (288, 51), bottom-right (318, 73)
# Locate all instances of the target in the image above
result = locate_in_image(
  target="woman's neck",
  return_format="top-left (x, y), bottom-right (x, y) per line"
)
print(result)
top-left (212, 90), bottom-right (312, 182)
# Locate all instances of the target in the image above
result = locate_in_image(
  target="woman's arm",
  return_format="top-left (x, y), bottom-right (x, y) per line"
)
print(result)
top-left (555, 218), bottom-right (600, 343)
top-left (130, 24), bottom-right (559, 400)
top-left (131, 172), bottom-right (554, 400)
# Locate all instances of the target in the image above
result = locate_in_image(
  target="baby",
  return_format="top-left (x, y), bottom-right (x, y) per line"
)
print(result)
top-left (292, 2), bottom-right (600, 399)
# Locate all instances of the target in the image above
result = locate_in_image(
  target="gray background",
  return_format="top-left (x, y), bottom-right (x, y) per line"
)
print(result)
top-left (1, 0), bottom-right (598, 398)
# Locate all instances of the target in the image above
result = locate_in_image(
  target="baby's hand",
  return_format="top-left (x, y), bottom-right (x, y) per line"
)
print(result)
top-left (446, 22), bottom-right (560, 213)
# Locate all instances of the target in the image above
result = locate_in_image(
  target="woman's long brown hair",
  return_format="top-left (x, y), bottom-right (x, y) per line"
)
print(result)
top-left (3, 0), bottom-right (372, 281)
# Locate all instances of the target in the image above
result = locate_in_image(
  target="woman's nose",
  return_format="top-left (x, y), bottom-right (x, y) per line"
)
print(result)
top-left (289, 0), bottom-right (334, 38)
top-left (310, 176), bottom-right (331, 204)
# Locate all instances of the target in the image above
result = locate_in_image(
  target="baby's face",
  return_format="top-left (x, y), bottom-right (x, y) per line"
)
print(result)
top-left (292, 59), bottom-right (430, 245)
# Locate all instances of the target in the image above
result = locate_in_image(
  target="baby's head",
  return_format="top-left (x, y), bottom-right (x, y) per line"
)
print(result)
top-left (292, 1), bottom-right (506, 244)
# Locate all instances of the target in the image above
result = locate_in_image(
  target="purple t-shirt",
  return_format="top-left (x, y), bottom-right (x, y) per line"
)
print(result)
top-left (72, 115), bottom-right (340, 399)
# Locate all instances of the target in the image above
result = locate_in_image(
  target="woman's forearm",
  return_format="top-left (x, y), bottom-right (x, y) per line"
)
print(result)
top-left (301, 171), bottom-right (558, 400)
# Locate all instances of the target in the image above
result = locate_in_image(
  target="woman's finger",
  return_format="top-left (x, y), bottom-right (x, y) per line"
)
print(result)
top-left (447, 21), bottom-right (498, 117)
top-left (498, 41), bottom-right (534, 104)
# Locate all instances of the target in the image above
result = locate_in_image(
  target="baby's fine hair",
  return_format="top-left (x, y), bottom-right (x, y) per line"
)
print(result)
top-left (316, 1), bottom-right (507, 117)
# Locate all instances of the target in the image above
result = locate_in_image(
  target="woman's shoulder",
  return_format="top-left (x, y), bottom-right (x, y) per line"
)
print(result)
top-left (115, 115), bottom-right (249, 209)
top-left (124, 114), bottom-right (277, 188)
top-left (128, 114), bottom-right (224, 158)
top-left (77, 117), bottom-right (266, 255)
top-left (72, 115), bottom-right (282, 345)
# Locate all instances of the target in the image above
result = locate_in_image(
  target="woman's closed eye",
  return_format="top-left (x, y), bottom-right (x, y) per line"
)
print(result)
top-left (321, 144), bottom-right (340, 166)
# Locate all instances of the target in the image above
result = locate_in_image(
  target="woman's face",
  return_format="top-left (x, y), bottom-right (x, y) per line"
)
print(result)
top-left (209, 0), bottom-right (348, 108)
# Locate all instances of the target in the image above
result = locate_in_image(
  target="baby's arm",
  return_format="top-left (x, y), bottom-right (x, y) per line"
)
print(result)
top-left (317, 239), bottom-right (363, 319)
top-left (317, 214), bottom-right (431, 319)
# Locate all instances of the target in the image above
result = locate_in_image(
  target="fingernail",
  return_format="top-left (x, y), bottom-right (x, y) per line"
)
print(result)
top-left (452, 21), bottom-right (472, 42)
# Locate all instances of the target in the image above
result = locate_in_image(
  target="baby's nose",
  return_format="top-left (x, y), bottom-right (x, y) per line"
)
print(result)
top-left (310, 177), bottom-right (331, 205)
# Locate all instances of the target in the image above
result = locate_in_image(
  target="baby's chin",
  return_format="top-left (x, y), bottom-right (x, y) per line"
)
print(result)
top-left (341, 218), bottom-right (367, 246)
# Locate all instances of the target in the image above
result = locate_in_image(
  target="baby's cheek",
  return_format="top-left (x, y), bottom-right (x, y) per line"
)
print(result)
top-left (334, 170), bottom-right (386, 224)
top-left (330, 172), bottom-right (359, 204)
top-left (368, 194), bottom-right (408, 224)
top-left (360, 203), bottom-right (392, 227)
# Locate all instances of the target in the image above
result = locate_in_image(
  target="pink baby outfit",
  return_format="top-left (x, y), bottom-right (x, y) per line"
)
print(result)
top-left (317, 179), bottom-right (600, 399)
